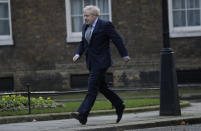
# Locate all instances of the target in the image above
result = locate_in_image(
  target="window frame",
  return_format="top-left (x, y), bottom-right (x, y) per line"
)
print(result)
top-left (0, 0), bottom-right (13, 46)
top-left (65, 0), bottom-right (112, 43)
top-left (168, 0), bottom-right (201, 38)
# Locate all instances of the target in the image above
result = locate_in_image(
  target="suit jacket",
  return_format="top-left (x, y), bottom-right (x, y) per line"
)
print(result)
top-left (76, 18), bottom-right (128, 70)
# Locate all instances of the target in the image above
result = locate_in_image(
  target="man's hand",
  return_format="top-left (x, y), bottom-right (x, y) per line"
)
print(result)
top-left (123, 56), bottom-right (130, 62)
top-left (73, 54), bottom-right (80, 62)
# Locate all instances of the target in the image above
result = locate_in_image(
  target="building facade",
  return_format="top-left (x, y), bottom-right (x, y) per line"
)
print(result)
top-left (0, 0), bottom-right (201, 91)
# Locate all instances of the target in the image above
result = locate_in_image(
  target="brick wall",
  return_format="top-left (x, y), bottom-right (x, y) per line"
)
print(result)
top-left (0, 0), bottom-right (200, 91)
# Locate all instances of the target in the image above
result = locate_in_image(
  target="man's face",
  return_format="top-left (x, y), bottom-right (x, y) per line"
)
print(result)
top-left (83, 11), bottom-right (97, 25)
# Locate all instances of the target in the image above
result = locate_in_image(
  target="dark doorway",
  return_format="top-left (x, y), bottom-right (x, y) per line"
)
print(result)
top-left (177, 69), bottom-right (201, 84)
top-left (70, 73), bottom-right (113, 89)
top-left (0, 77), bottom-right (14, 92)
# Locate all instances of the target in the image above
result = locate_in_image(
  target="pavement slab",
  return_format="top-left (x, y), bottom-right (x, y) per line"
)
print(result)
top-left (0, 101), bottom-right (201, 131)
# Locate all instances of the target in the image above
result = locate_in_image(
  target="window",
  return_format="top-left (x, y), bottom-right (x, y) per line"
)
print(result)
top-left (65, 0), bottom-right (112, 42)
top-left (169, 0), bottom-right (201, 37)
top-left (0, 0), bottom-right (13, 45)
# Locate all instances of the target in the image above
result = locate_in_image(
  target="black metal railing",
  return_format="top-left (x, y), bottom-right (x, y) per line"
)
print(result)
top-left (0, 84), bottom-right (159, 114)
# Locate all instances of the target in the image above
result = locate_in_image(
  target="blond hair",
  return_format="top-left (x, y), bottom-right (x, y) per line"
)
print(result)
top-left (83, 5), bottom-right (100, 16)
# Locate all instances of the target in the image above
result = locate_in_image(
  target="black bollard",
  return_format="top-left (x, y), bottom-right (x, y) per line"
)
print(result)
top-left (160, 0), bottom-right (181, 116)
top-left (26, 83), bottom-right (31, 114)
top-left (160, 48), bottom-right (181, 115)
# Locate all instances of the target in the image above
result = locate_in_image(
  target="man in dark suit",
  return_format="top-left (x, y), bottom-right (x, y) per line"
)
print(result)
top-left (72, 5), bottom-right (130, 125)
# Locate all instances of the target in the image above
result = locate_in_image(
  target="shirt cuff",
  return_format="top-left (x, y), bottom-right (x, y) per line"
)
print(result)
top-left (75, 54), bottom-right (80, 57)
top-left (123, 56), bottom-right (129, 59)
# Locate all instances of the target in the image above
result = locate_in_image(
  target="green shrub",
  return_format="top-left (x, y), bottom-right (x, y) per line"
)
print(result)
top-left (0, 95), bottom-right (60, 111)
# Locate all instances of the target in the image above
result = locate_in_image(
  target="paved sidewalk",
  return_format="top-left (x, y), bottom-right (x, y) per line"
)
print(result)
top-left (0, 101), bottom-right (201, 131)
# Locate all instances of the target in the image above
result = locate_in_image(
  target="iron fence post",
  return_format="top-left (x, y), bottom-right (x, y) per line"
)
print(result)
top-left (26, 83), bottom-right (31, 114)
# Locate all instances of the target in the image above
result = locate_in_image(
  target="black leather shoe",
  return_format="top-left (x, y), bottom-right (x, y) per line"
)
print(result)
top-left (71, 112), bottom-right (87, 125)
top-left (116, 103), bottom-right (125, 123)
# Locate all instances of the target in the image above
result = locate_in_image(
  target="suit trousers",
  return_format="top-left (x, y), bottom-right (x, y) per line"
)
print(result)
top-left (78, 68), bottom-right (123, 116)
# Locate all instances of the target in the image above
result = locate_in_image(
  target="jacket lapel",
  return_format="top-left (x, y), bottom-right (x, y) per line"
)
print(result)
top-left (82, 24), bottom-right (88, 37)
top-left (91, 19), bottom-right (100, 40)
top-left (82, 24), bottom-right (89, 44)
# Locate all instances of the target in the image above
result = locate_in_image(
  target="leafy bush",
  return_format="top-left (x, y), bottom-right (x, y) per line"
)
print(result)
top-left (0, 95), bottom-right (61, 111)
